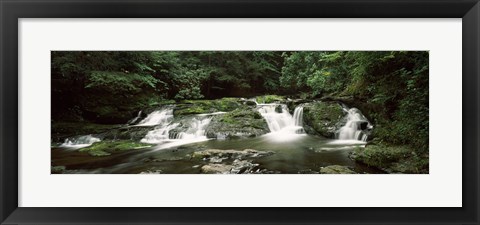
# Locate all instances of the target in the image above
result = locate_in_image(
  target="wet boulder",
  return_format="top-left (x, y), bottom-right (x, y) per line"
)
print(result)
top-left (205, 108), bottom-right (269, 139)
top-left (192, 149), bottom-right (274, 160)
top-left (302, 102), bottom-right (345, 138)
top-left (173, 98), bottom-right (242, 116)
top-left (200, 160), bottom-right (262, 174)
top-left (78, 140), bottom-right (152, 157)
top-left (319, 165), bottom-right (356, 174)
top-left (99, 125), bottom-right (153, 141)
top-left (201, 164), bottom-right (234, 174)
top-left (350, 144), bottom-right (429, 174)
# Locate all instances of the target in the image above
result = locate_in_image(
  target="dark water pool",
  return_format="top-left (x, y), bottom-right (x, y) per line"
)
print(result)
top-left (52, 134), bottom-right (382, 174)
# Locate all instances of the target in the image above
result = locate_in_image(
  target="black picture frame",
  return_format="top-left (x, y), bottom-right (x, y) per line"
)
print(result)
top-left (1, 0), bottom-right (479, 224)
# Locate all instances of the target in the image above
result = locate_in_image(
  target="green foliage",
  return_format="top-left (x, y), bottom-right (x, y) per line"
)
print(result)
top-left (345, 51), bottom-right (429, 151)
top-left (52, 51), bottom-right (429, 153)
top-left (352, 144), bottom-right (428, 173)
top-left (85, 71), bottom-right (157, 94)
top-left (281, 51), bottom-right (350, 95)
top-left (353, 145), bottom-right (411, 168)
top-left (172, 68), bottom-right (210, 100)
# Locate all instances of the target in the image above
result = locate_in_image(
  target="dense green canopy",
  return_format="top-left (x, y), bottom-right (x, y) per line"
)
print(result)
top-left (52, 51), bottom-right (428, 151)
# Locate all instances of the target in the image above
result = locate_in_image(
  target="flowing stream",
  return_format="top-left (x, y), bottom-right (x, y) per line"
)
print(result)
top-left (336, 107), bottom-right (372, 142)
top-left (139, 109), bottom-right (223, 149)
top-left (60, 135), bottom-right (101, 149)
top-left (257, 104), bottom-right (306, 141)
top-left (53, 101), bottom-right (378, 174)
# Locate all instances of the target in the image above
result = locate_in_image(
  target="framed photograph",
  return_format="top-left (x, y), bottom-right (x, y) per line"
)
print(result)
top-left (1, 0), bottom-right (479, 224)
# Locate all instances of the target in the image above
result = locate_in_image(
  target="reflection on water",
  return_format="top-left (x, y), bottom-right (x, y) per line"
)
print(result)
top-left (52, 133), bottom-right (382, 174)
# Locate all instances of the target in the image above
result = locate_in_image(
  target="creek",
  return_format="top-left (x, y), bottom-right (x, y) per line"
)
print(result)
top-left (52, 100), bottom-right (378, 174)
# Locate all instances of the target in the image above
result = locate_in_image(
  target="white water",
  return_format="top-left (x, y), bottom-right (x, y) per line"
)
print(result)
top-left (140, 123), bottom-right (180, 143)
top-left (337, 108), bottom-right (371, 141)
top-left (139, 109), bottom-right (218, 147)
top-left (172, 117), bottom-right (213, 140)
top-left (60, 135), bottom-right (101, 148)
top-left (136, 107), bottom-right (174, 126)
top-left (257, 104), bottom-right (305, 141)
top-left (127, 110), bottom-right (142, 124)
top-left (293, 106), bottom-right (303, 127)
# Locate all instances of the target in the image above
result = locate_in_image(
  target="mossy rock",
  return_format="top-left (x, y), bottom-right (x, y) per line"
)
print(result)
top-left (205, 108), bottom-right (269, 139)
top-left (174, 98), bottom-right (242, 116)
top-left (51, 166), bottom-right (66, 174)
top-left (255, 95), bottom-right (286, 104)
top-left (99, 125), bottom-right (156, 141)
top-left (350, 144), bottom-right (428, 174)
top-left (319, 165), bottom-right (356, 174)
top-left (79, 140), bottom-right (152, 157)
top-left (302, 102), bottom-right (345, 138)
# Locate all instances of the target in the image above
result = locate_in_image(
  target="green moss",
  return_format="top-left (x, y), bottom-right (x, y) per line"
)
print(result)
top-left (205, 107), bottom-right (269, 139)
top-left (352, 144), bottom-right (428, 173)
top-left (319, 165), bottom-right (356, 174)
top-left (255, 95), bottom-right (285, 104)
top-left (302, 102), bottom-right (344, 138)
top-left (79, 140), bottom-right (152, 157)
top-left (216, 98), bottom-right (241, 111)
top-left (174, 98), bottom-right (242, 116)
top-left (220, 116), bottom-right (236, 124)
top-left (181, 106), bottom-right (210, 115)
top-left (219, 107), bottom-right (262, 125)
top-left (51, 166), bottom-right (66, 174)
top-left (81, 149), bottom-right (111, 157)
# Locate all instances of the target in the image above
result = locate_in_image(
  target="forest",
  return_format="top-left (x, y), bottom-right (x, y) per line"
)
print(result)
top-left (51, 51), bottom-right (429, 174)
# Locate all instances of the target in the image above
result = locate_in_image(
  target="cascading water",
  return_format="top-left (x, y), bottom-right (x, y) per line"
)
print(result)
top-left (257, 104), bottom-right (305, 141)
top-left (293, 106), bottom-right (304, 127)
top-left (140, 123), bottom-right (180, 143)
top-left (60, 135), bottom-right (101, 148)
top-left (136, 107), bottom-right (174, 126)
top-left (140, 110), bottom-right (222, 149)
top-left (337, 107), bottom-right (372, 142)
top-left (173, 117), bottom-right (213, 140)
top-left (127, 110), bottom-right (143, 125)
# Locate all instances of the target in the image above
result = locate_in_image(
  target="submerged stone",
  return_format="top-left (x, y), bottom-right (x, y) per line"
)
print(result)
top-left (201, 164), bottom-right (234, 174)
top-left (200, 160), bottom-right (261, 174)
top-left (51, 166), bottom-right (66, 174)
top-left (192, 149), bottom-right (274, 160)
top-left (140, 169), bottom-right (163, 174)
top-left (319, 165), bottom-right (356, 174)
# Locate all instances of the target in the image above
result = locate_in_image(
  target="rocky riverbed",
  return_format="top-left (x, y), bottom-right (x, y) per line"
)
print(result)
top-left (51, 96), bottom-right (426, 174)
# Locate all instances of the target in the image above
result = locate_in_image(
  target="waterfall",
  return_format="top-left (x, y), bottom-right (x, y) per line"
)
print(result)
top-left (60, 135), bottom-right (101, 148)
top-left (337, 108), bottom-right (371, 142)
top-left (127, 110), bottom-right (143, 125)
top-left (293, 106), bottom-right (303, 127)
top-left (174, 117), bottom-right (213, 140)
top-left (140, 112), bottom-right (217, 145)
top-left (136, 107), bottom-right (174, 126)
top-left (257, 104), bottom-right (305, 140)
top-left (140, 123), bottom-right (180, 143)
